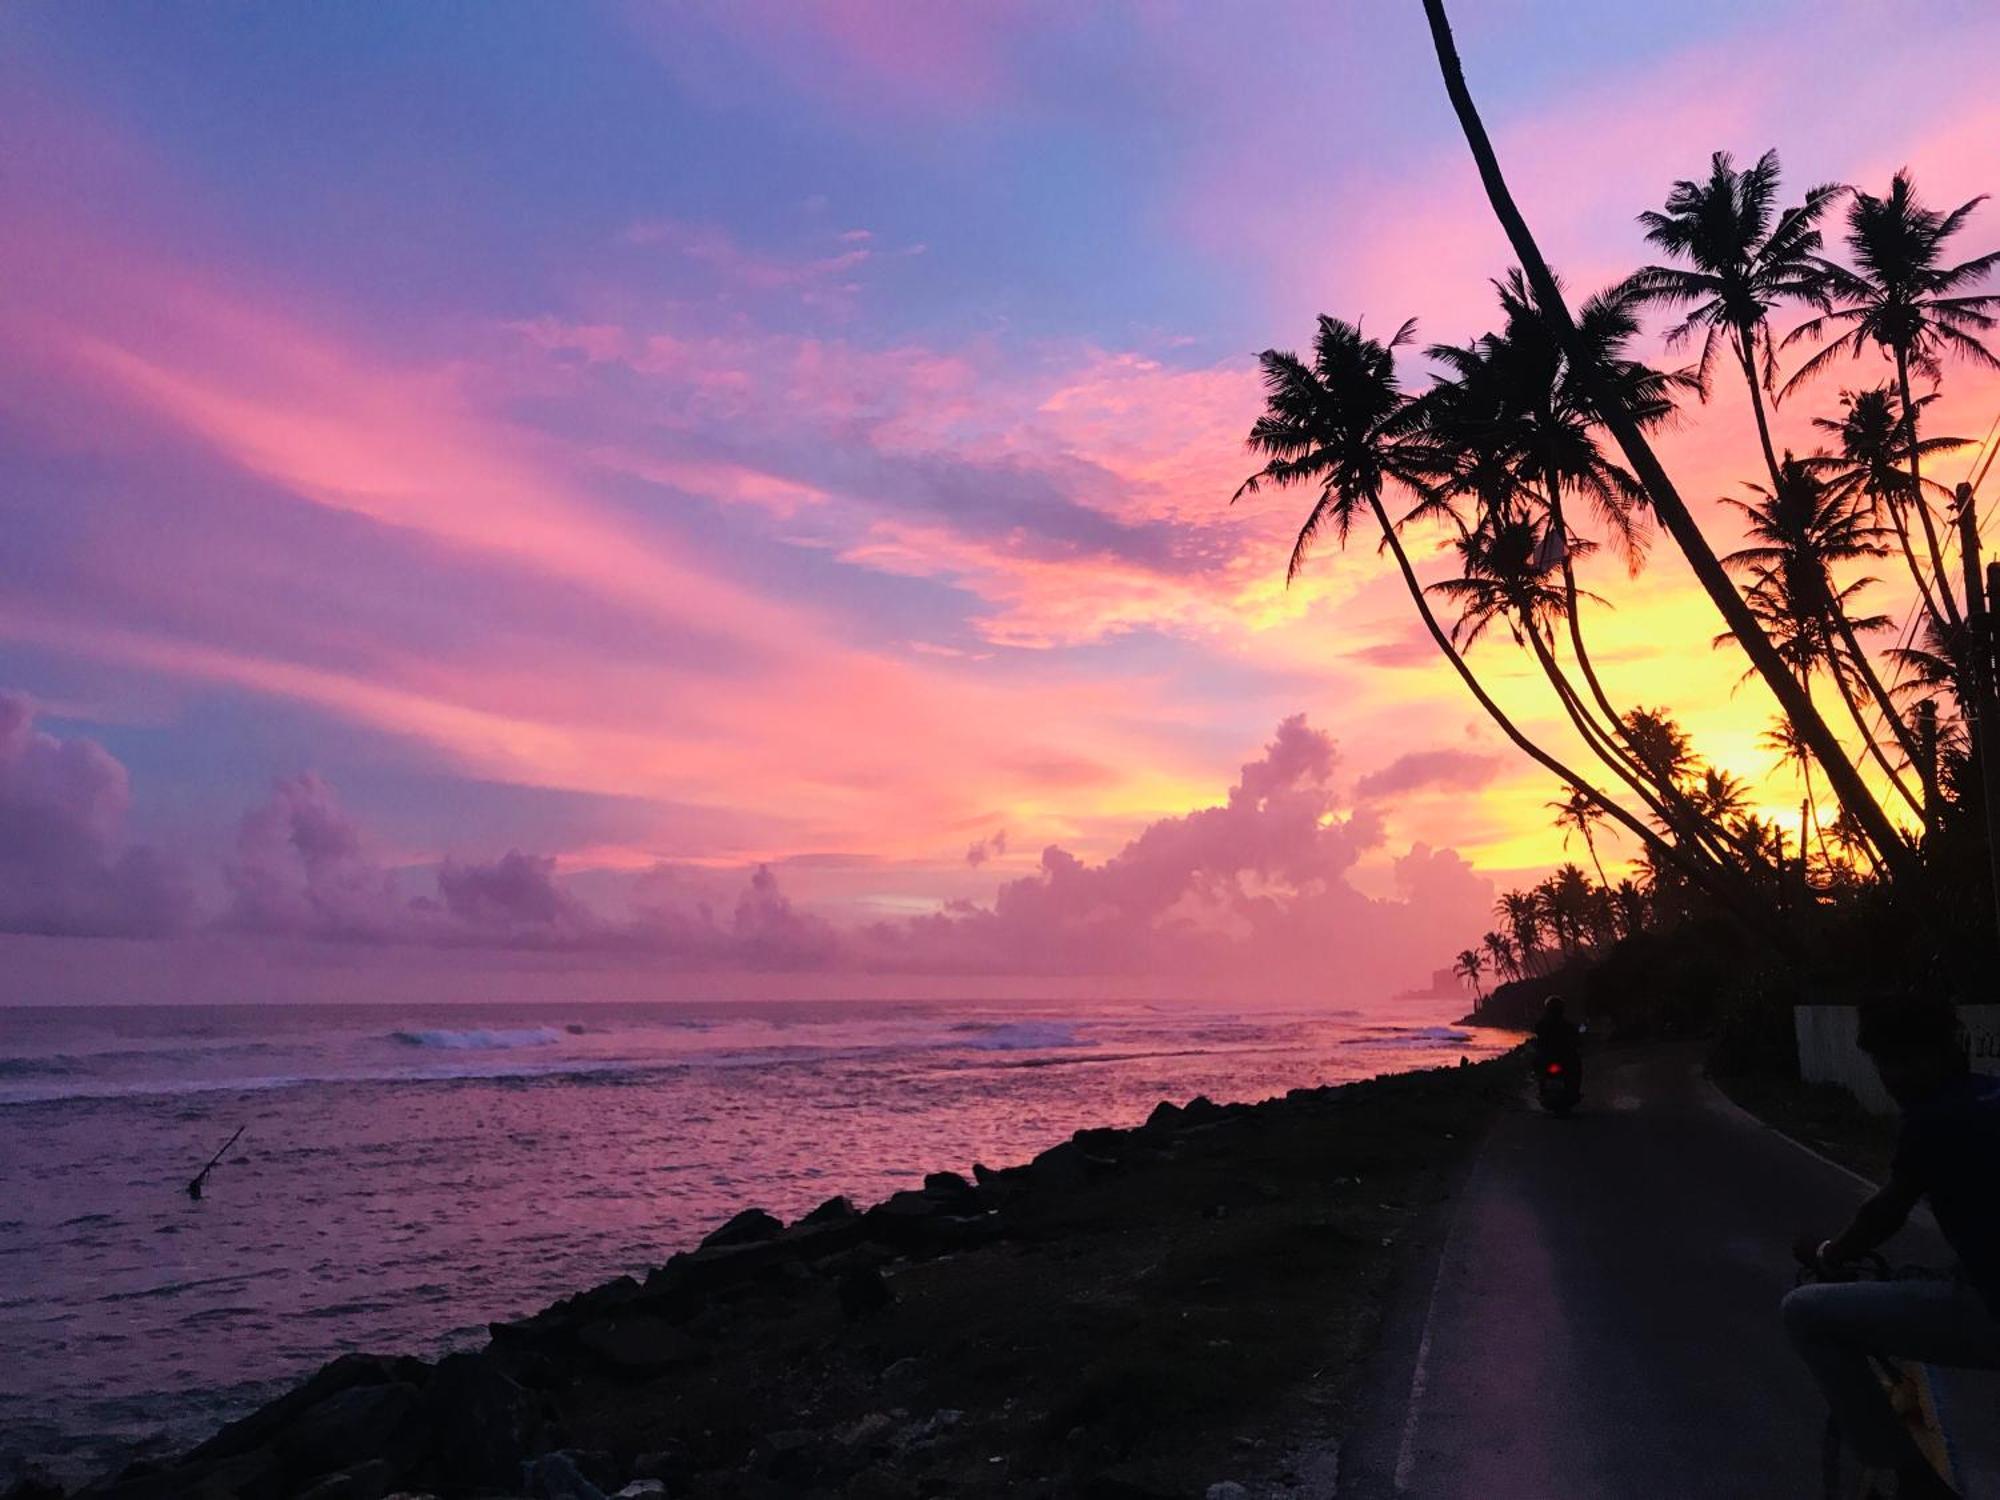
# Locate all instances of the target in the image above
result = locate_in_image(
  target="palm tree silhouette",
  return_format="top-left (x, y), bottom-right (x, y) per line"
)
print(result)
top-left (1806, 386), bottom-right (1970, 644)
top-left (1453, 947), bottom-right (1487, 1001)
top-left (1549, 785), bottom-right (1611, 886)
top-left (1624, 149), bottom-right (1837, 489)
top-left (1233, 317), bottom-right (1704, 890)
top-left (1720, 455), bottom-right (1920, 808)
top-left (1482, 929), bottom-right (1517, 983)
top-left (1785, 170), bottom-right (2000, 632)
top-left (1424, 273), bottom-right (1693, 771)
top-left (1497, 889), bottom-right (1542, 974)
top-left (1419, 0), bottom-right (1916, 898)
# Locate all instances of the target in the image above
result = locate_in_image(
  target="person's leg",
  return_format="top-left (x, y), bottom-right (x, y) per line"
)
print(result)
top-left (1782, 1278), bottom-right (2000, 1472)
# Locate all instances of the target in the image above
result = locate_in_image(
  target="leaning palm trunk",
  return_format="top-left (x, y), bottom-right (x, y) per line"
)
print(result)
top-left (1826, 652), bottom-right (1923, 818)
top-left (1738, 328), bottom-right (1786, 493)
top-left (1420, 0), bottom-right (1923, 900)
top-left (1825, 605), bottom-right (1925, 811)
top-left (1377, 499), bottom-right (1785, 940)
top-left (1896, 356), bottom-right (1963, 631)
top-left (1522, 615), bottom-right (1756, 882)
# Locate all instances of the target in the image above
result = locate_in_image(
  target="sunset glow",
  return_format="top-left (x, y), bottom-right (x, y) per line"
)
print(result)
top-left (5, 2), bottom-right (1999, 999)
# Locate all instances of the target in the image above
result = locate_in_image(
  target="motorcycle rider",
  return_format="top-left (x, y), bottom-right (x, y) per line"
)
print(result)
top-left (1533, 994), bottom-right (1582, 1103)
top-left (1784, 995), bottom-right (2000, 1500)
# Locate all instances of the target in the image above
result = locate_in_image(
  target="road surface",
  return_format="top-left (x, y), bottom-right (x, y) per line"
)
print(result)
top-left (1333, 1046), bottom-right (1999, 1498)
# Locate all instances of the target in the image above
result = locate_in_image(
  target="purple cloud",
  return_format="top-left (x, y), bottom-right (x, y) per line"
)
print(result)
top-left (1354, 749), bottom-right (1504, 801)
top-left (0, 694), bottom-right (192, 937)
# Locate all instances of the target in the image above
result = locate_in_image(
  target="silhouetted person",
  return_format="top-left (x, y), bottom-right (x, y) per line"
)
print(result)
top-left (1533, 994), bottom-right (1582, 1096)
top-left (1785, 997), bottom-right (2000, 1500)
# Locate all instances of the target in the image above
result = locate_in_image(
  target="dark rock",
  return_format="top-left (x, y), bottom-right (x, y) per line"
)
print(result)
top-left (1, 1469), bottom-right (64, 1500)
top-left (749, 1430), bottom-right (822, 1485)
top-left (1026, 1141), bottom-right (1089, 1190)
top-left (921, 1170), bottom-right (978, 1209)
top-left (186, 1353), bottom-right (427, 1467)
top-left (878, 1354), bottom-right (923, 1396)
top-left (1180, 1095), bottom-right (1223, 1124)
top-left (800, 1194), bottom-right (858, 1225)
top-left (629, 1446), bottom-right (691, 1486)
top-left (611, 1484), bottom-right (667, 1500)
top-left (1142, 1101), bottom-right (1183, 1132)
top-left (521, 1451), bottom-right (608, 1500)
top-left (838, 1263), bottom-right (895, 1318)
top-left (700, 1208), bottom-right (782, 1249)
top-left (272, 1382), bottom-right (422, 1488)
top-left (1071, 1127), bottom-right (1127, 1157)
top-left (577, 1315), bottom-right (706, 1374)
top-left (418, 1352), bottom-right (542, 1491)
top-left (294, 1459), bottom-right (397, 1500)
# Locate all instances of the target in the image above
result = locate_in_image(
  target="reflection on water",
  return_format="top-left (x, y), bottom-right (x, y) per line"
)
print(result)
top-left (0, 998), bottom-right (1509, 1481)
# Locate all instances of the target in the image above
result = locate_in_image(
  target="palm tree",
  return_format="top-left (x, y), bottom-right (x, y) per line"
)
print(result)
top-left (1721, 455), bottom-right (1920, 815)
top-left (1806, 386), bottom-right (1971, 643)
top-left (1624, 149), bottom-right (1837, 490)
top-left (1424, 272), bottom-right (1693, 771)
top-left (1233, 317), bottom-right (1702, 889)
top-left (1419, 0), bottom-right (1919, 899)
top-left (1785, 170), bottom-right (2000, 632)
top-left (1453, 947), bottom-right (1487, 1001)
top-left (1762, 714), bottom-right (1832, 866)
top-left (1482, 929), bottom-right (1517, 982)
top-left (1497, 889), bottom-right (1542, 973)
top-left (1548, 785), bottom-right (1611, 886)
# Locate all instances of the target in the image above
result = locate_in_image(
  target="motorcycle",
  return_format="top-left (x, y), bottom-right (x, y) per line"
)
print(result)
top-left (1536, 1052), bottom-right (1581, 1116)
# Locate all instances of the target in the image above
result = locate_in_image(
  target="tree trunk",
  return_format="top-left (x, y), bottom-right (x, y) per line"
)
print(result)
top-left (1825, 598), bottom-right (1924, 807)
top-left (1420, 0), bottom-right (1923, 901)
top-left (1366, 494), bottom-right (1734, 906)
top-left (1897, 354), bottom-right (1962, 630)
top-left (1739, 330), bottom-right (1785, 492)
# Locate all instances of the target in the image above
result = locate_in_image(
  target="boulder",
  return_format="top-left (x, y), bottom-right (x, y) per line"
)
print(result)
top-left (800, 1194), bottom-right (858, 1225)
top-left (186, 1354), bottom-right (427, 1467)
top-left (294, 1459), bottom-right (398, 1500)
top-left (1142, 1101), bottom-right (1184, 1133)
top-left (521, 1452), bottom-right (607, 1500)
top-left (272, 1381), bottom-right (422, 1488)
top-left (837, 1263), bottom-right (894, 1318)
top-left (576, 1315), bottom-right (706, 1375)
top-left (418, 1352), bottom-right (543, 1491)
top-left (700, 1208), bottom-right (782, 1250)
top-left (920, 1171), bottom-right (978, 1210)
top-left (1180, 1095), bottom-right (1223, 1125)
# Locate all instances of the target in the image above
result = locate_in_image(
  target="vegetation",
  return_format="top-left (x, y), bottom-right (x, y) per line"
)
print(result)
top-left (1237, 1), bottom-right (2000, 1025)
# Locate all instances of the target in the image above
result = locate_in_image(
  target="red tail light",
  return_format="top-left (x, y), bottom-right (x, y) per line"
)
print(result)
top-left (1545, 1062), bottom-right (1563, 1076)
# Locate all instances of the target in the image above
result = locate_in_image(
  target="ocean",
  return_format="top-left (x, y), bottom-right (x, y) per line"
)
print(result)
top-left (0, 997), bottom-right (1510, 1483)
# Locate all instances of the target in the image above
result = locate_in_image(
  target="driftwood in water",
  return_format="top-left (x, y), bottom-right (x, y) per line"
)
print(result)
top-left (186, 1125), bottom-right (245, 1201)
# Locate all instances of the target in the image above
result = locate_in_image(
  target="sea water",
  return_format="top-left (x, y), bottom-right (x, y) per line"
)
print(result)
top-left (0, 998), bottom-right (1510, 1482)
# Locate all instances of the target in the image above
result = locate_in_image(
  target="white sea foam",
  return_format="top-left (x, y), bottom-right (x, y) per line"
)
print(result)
top-left (954, 1020), bottom-right (1094, 1051)
top-left (388, 1026), bottom-right (565, 1051)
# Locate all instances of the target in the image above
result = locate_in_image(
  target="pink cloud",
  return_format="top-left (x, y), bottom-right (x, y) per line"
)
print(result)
top-left (0, 694), bottom-right (192, 937)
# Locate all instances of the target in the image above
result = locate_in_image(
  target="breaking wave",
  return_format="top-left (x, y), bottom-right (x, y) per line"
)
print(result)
top-left (388, 1027), bottom-right (565, 1051)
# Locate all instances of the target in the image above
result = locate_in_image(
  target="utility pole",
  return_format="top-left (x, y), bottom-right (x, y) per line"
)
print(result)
top-left (1955, 483), bottom-right (2000, 949)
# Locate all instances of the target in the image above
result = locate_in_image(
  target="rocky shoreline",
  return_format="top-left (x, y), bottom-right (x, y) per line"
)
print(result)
top-left (26, 1056), bottom-right (1515, 1500)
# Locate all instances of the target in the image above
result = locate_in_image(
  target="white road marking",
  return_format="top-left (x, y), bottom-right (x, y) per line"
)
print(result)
top-left (1392, 1132), bottom-right (1491, 1494)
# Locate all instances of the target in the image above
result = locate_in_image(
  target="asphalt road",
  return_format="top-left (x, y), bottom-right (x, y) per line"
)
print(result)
top-left (1332, 1045), bottom-right (1999, 1499)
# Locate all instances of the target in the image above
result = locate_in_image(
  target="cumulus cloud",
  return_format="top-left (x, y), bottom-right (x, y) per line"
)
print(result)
top-left (9, 708), bottom-right (1491, 994)
top-left (858, 715), bottom-right (1493, 996)
top-left (628, 862), bottom-right (839, 969)
top-left (0, 694), bottom-right (192, 936)
top-left (1355, 749), bottom-right (1504, 802)
top-left (224, 773), bottom-right (592, 946)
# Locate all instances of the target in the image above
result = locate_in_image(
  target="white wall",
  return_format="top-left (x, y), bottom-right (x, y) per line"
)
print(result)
top-left (1795, 1004), bottom-right (2000, 1115)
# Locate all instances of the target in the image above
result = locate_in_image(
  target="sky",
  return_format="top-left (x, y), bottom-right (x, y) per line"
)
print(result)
top-left (4, 1), bottom-right (2000, 1003)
